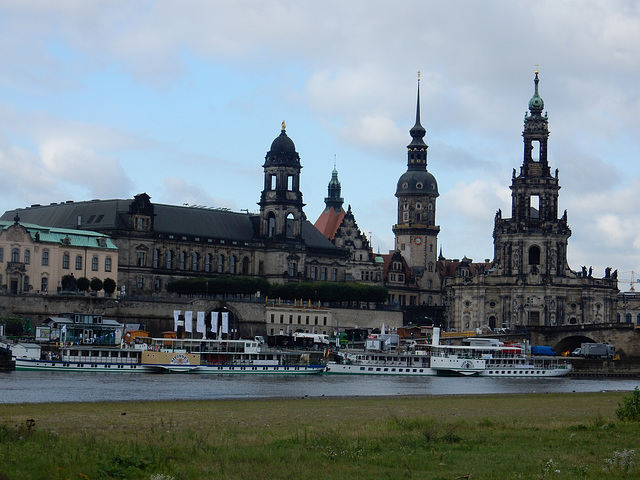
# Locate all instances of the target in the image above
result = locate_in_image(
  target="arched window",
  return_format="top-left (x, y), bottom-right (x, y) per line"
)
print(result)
top-left (268, 213), bottom-right (276, 237)
top-left (528, 246), bottom-right (541, 265)
top-left (191, 252), bottom-right (199, 271)
top-left (62, 253), bottom-right (70, 269)
top-left (42, 250), bottom-right (49, 266)
top-left (217, 254), bottom-right (224, 273)
top-left (286, 213), bottom-right (295, 237)
top-left (230, 255), bottom-right (236, 274)
top-left (166, 250), bottom-right (173, 269)
top-left (205, 254), bottom-right (212, 273)
top-left (24, 249), bottom-right (30, 264)
top-left (153, 249), bottom-right (160, 268)
top-left (625, 313), bottom-right (632, 323)
top-left (242, 257), bottom-right (249, 275)
top-left (11, 248), bottom-right (19, 262)
top-left (179, 251), bottom-right (186, 270)
top-left (41, 277), bottom-right (48, 293)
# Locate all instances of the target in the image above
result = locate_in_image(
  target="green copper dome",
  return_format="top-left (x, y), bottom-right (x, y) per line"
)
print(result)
top-left (528, 71), bottom-right (544, 113)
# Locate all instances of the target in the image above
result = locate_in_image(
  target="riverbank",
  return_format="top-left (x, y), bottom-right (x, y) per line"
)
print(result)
top-left (1, 392), bottom-right (638, 479)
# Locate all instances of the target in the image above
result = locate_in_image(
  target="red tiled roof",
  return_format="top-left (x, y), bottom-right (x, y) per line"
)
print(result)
top-left (314, 206), bottom-right (346, 240)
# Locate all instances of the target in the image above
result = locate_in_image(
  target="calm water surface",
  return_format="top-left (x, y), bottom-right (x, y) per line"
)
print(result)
top-left (0, 371), bottom-right (638, 404)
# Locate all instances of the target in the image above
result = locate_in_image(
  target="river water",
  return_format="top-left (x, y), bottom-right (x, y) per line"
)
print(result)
top-left (0, 371), bottom-right (638, 404)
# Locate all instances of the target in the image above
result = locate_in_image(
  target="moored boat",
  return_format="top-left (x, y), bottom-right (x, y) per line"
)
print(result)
top-left (140, 337), bottom-right (326, 374)
top-left (14, 343), bottom-right (156, 373)
top-left (325, 327), bottom-right (572, 377)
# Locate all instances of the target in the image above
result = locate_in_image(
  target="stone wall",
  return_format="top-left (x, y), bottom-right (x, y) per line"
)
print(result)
top-left (0, 294), bottom-right (401, 339)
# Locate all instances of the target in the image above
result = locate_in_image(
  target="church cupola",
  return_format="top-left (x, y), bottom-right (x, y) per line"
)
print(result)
top-left (258, 122), bottom-right (305, 239)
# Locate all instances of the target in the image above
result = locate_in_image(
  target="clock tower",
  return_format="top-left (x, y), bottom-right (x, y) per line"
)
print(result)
top-left (393, 77), bottom-right (440, 296)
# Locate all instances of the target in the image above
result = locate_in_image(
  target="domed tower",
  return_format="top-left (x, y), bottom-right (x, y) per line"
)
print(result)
top-left (393, 77), bottom-right (440, 284)
top-left (259, 121), bottom-right (305, 240)
top-left (493, 72), bottom-right (571, 278)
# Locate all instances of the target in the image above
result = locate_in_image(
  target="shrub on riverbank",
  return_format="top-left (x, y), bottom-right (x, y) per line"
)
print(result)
top-left (0, 392), bottom-right (638, 479)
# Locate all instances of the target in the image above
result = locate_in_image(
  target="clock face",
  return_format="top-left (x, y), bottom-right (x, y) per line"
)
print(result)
top-left (415, 237), bottom-right (422, 245)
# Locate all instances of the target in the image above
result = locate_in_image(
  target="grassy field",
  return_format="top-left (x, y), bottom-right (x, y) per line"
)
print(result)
top-left (0, 391), bottom-right (638, 480)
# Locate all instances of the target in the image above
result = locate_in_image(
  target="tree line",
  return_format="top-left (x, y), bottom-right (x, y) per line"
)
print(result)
top-left (166, 276), bottom-right (388, 304)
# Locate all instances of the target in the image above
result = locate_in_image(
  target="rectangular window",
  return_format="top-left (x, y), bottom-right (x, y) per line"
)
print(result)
top-left (136, 277), bottom-right (144, 289)
top-left (320, 267), bottom-right (327, 281)
top-left (91, 257), bottom-right (98, 271)
top-left (153, 249), bottom-right (159, 268)
top-left (154, 278), bottom-right (161, 292)
top-left (62, 254), bottom-right (69, 269)
top-left (105, 257), bottom-right (112, 272)
top-left (41, 277), bottom-right (48, 293)
top-left (42, 251), bottom-right (49, 266)
top-left (310, 266), bottom-right (317, 280)
top-left (331, 268), bottom-right (337, 281)
top-left (75, 255), bottom-right (83, 270)
top-left (287, 175), bottom-right (294, 190)
top-left (288, 262), bottom-right (296, 277)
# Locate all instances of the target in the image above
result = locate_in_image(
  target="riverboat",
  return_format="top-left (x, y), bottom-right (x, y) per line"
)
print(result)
top-left (14, 338), bottom-right (326, 375)
top-left (325, 348), bottom-right (435, 375)
top-left (14, 344), bottom-right (156, 373)
top-left (139, 337), bottom-right (326, 374)
top-left (428, 333), bottom-right (572, 377)
top-left (325, 328), bottom-right (572, 377)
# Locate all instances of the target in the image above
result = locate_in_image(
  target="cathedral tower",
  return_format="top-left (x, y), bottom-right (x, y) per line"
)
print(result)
top-left (392, 77), bottom-right (440, 290)
top-left (258, 122), bottom-right (305, 240)
top-left (493, 72), bottom-right (571, 279)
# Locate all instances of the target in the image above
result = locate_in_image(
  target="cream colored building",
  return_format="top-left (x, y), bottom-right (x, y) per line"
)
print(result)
top-left (0, 216), bottom-right (118, 295)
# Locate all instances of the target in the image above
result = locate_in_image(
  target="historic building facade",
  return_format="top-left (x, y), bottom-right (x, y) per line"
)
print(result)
top-left (2, 125), bottom-right (347, 296)
top-left (0, 216), bottom-right (117, 295)
top-left (440, 73), bottom-right (619, 331)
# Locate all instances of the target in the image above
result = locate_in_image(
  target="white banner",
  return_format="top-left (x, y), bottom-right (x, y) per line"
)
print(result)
top-left (211, 312), bottom-right (219, 337)
top-left (196, 311), bottom-right (205, 336)
top-left (184, 311), bottom-right (193, 333)
top-left (173, 310), bottom-right (181, 331)
top-left (221, 311), bottom-right (229, 334)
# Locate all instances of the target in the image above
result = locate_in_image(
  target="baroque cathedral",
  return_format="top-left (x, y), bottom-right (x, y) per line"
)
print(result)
top-left (1, 73), bottom-right (619, 330)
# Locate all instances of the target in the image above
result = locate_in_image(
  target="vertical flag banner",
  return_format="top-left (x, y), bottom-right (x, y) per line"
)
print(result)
top-left (221, 312), bottom-right (229, 334)
top-left (196, 311), bottom-right (205, 336)
top-left (211, 312), bottom-right (219, 337)
top-left (185, 311), bottom-right (193, 333)
top-left (173, 310), bottom-right (181, 331)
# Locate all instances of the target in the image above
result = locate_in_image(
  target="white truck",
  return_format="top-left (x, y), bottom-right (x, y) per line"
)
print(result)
top-left (573, 343), bottom-right (615, 359)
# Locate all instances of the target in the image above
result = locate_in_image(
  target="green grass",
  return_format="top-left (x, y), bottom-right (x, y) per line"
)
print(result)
top-left (0, 392), bottom-right (638, 479)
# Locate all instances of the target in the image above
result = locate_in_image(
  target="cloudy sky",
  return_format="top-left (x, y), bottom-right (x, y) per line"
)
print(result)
top-left (0, 1), bottom-right (639, 290)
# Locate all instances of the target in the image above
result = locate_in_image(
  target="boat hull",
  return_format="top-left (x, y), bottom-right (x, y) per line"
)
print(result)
top-left (14, 358), bottom-right (157, 373)
top-left (325, 362), bottom-right (436, 375)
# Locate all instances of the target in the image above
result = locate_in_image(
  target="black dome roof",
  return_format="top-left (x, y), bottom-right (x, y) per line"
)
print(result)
top-left (270, 130), bottom-right (296, 153)
top-left (396, 170), bottom-right (439, 196)
top-left (264, 122), bottom-right (300, 167)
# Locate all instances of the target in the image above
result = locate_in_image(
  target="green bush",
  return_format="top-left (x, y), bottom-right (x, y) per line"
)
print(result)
top-left (615, 386), bottom-right (640, 422)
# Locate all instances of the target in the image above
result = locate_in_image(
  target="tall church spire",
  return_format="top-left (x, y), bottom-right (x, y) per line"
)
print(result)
top-left (407, 72), bottom-right (428, 170)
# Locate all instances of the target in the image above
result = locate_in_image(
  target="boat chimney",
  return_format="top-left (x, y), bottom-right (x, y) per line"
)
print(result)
top-left (431, 327), bottom-right (440, 346)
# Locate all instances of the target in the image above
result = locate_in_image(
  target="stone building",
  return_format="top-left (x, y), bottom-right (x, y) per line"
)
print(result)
top-left (0, 215), bottom-right (117, 295)
top-left (2, 125), bottom-right (347, 296)
top-left (440, 73), bottom-right (619, 331)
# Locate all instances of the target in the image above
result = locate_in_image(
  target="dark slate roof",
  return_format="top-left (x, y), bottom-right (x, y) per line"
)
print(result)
top-left (2, 198), bottom-right (339, 251)
top-left (2, 199), bottom-right (131, 231)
